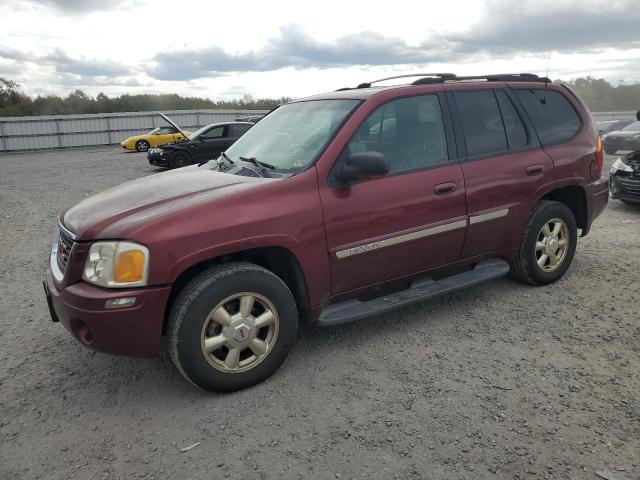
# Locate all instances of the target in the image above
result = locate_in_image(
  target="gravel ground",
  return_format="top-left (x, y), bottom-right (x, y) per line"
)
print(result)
top-left (0, 147), bottom-right (638, 480)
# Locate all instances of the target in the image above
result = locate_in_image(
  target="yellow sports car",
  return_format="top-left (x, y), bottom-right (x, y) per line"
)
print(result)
top-left (120, 125), bottom-right (191, 152)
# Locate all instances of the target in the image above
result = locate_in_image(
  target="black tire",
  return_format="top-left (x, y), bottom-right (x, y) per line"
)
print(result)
top-left (135, 140), bottom-right (150, 152)
top-left (510, 200), bottom-right (577, 286)
top-left (168, 152), bottom-right (191, 169)
top-left (604, 147), bottom-right (617, 155)
top-left (168, 262), bottom-right (298, 392)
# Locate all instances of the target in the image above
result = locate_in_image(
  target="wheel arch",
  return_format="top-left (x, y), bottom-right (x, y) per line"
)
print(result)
top-left (539, 185), bottom-right (588, 236)
top-left (163, 245), bottom-right (311, 333)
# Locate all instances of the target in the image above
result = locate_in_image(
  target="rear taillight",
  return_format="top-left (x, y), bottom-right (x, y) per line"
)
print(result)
top-left (593, 135), bottom-right (603, 179)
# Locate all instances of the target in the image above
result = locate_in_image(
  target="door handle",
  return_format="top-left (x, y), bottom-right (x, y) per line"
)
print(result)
top-left (434, 182), bottom-right (457, 195)
top-left (526, 165), bottom-right (545, 176)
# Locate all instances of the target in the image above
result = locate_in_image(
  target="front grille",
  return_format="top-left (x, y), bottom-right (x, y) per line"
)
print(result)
top-left (618, 177), bottom-right (640, 195)
top-left (56, 228), bottom-right (75, 274)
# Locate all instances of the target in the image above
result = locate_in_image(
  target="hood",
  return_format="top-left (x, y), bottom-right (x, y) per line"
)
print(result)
top-left (607, 130), bottom-right (640, 139)
top-left (62, 166), bottom-right (270, 240)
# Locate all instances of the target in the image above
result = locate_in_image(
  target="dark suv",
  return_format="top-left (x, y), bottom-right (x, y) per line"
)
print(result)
top-left (44, 73), bottom-right (608, 392)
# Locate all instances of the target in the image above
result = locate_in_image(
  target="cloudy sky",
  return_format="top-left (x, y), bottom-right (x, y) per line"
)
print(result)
top-left (1, 0), bottom-right (639, 99)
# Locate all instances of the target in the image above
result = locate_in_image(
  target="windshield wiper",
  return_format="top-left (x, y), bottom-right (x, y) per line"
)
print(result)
top-left (239, 156), bottom-right (276, 171)
top-left (199, 151), bottom-right (235, 167)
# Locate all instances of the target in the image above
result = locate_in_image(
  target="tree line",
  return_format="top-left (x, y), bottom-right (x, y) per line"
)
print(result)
top-left (1, 76), bottom-right (639, 117)
top-left (0, 78), bottom-right (289, 117)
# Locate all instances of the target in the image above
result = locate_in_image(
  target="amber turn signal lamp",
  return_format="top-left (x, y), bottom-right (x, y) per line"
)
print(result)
top-left (113, 250), bottom-right (146, 283)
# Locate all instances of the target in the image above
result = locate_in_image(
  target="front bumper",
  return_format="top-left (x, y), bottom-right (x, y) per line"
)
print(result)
top-left (610, 170), bottom-right (640, 203)
top-left (147, 151), bottom-right (168, 167)
top-left (44, 269), bottom-right (171, 358)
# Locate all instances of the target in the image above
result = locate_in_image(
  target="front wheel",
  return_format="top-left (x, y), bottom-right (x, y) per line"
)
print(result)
top-left (169, 152), bottom-right (191, 169)
top-left (135, 140), bottom-right (150, 152)
top-left (168, 263), bottom-right (298, 392)
top-left (510, 200), bottom-right (577, 286)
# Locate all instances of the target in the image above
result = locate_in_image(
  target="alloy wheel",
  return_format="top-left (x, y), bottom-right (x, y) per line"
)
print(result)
top-left (200, 292), bottom-right (279, 373)
top-left (535, 218), bottom-right (570, 272)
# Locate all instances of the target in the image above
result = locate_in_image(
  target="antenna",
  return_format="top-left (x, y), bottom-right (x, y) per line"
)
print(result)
top-left (541, 53), bottom-right (551, 105)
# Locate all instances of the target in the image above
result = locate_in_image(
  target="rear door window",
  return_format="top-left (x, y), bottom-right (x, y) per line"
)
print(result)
top-left (454, 90), bottom-right (508, 157)
top-left (513, 89), bottom-right (582, 145)
top-left (495, 90), bottom-right (528, 149)
top-left (230, 124), bottom-right (252, 137)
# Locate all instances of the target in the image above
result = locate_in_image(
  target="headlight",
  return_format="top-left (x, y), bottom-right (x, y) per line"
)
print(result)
top-left (150, 147), bottom-right (163, 154)
top-left (83, 241), bottom-right (149, 288)
top-left (610, 158), bottom-right (633, 173)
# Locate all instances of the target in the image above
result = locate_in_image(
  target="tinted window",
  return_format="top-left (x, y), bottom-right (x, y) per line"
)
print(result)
top-left (346, 94), bottom-right (449, 174)
top-left (455, 90), bottom-right (508, 157)
top-left (230, 124), bottom-right (252, 137)
top-left (201, 126), bottom-right (225, 139)
top-left (495, 90), bottom-right (528, 149)
top-left (513, 89), bottom-right (581, 145)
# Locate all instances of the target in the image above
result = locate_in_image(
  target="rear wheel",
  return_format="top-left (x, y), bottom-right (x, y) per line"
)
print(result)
top-left (169, 152), bottom-right (191, 169)
top-left (510, 200), bottom-right (577, 286)
top-left (168, 263), bottom-right (298, 392)
top-left (135, 140), bottom-right (150, 152)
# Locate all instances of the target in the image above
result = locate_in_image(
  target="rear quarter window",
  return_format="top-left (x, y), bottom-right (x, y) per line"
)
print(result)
top-left (513, 89), bottom-right (582, 146)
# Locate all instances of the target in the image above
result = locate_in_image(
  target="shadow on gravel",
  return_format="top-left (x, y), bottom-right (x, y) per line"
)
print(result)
top-left (51, 275), bottom-right (521, 400)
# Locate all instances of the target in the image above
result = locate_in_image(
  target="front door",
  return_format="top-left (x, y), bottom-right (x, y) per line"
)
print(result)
top-left (319, 93), bottom-right (467, 294)
top-left (196, 125), bottom-right (231, 161)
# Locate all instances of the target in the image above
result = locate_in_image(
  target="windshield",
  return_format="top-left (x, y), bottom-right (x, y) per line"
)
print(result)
top-left (188, 125), bottom-right (212, 140)
top-left (147, 127), bottom-right (160, 135)
top-left (621, 121), bottom-right (640, 132)
top-left (224, 99), bottom-right (360, 171)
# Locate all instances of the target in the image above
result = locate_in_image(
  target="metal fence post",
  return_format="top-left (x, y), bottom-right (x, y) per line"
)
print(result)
top-left (55, 118), bottom-right (62, 148)
top-left (196, 111), bottom-right (200, 127)
top-left (0, 120), bottom-right (6, 152)
top-left (106, 115), bottom-right (112, 145)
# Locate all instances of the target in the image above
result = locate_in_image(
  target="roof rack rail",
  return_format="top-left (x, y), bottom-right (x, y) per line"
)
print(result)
top-left (356, 73), bottom-right (456, 89)
top-left (335, 73), bottom-right (550, 92)
top-left (414, 73), bottom-right (550, 84)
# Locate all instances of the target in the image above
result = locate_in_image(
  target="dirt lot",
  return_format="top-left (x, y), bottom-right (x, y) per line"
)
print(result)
top-left (0, 147), bottom-right (638, 480)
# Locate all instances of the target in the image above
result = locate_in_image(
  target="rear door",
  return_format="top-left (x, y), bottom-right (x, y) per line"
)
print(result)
top-left (448, 87), bottom-right (554, 258)
top-left (319, 93), bottom-right (467, 294)
top-left (229, 123), bottom-right (252, 141)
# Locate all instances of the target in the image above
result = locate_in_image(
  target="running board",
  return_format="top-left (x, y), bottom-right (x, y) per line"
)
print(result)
top-left (317, 259), bottom-right (510, 327)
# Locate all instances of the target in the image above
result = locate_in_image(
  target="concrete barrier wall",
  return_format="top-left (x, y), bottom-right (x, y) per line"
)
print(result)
top-left (590, 111), bottom-right (637, 122)
top-left (0, 109), bottom-right (268, 152)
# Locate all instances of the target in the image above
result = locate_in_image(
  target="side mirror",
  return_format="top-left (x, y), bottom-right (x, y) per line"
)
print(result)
top-left (637, 110), bottom-right (640, 121)
top-left (334, 151), bottom-right (389, 185)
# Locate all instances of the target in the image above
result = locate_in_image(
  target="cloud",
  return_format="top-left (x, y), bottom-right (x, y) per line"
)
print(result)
top-left (0, 46), bottom-right (133, 79)
top-left (24, 0), bottom-right (130, 13)
top-left (54, 72), bottom-right (143, 87)
top-left (43, 49), bottom-right (132, 77)
top-left (147, 2), bottom-right (640, 81)
top-left (148, 25), bottom-right (451, 80)
top-left (448, 0), bottom-right (640, 54)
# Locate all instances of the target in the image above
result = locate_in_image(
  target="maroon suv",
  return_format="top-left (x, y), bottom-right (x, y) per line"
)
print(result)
top-left (44, 73), bottom-right (609, 392)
